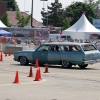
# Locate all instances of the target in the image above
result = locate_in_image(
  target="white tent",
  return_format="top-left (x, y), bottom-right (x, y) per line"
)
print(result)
top-left (62, 14), bottom-right (100, 40)
top-left (0, 20), bottom-right (7, 27)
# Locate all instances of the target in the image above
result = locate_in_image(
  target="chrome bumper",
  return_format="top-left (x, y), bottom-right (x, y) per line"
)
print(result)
top-left (83, 59), bottom-right (100, 64)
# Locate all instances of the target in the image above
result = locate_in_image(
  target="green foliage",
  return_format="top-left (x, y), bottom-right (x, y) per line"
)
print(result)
top-left (16, 11), bottom-right (31, 27)
top-left (84, 0), bottom-right (100, 18)
top-left (65, 2), bottom-right (96, 26)
top-left (2, 0), bottom-right (19, 11)
top-left (0, 12), bottom-right (11, 27)
top-left (61, 18), bottom-right (71, 30)
top-left (41, 0), bottom-right (65, 27)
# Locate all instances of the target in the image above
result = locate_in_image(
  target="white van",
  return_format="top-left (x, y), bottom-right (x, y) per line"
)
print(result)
top-left (60, 35), bottom-right (72, 41)
top-left (49, 34), bottom-right (61, 41)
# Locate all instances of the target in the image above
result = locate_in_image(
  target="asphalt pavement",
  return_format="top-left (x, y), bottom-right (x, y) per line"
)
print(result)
top-left (0, 54), bottom-right (100, 100)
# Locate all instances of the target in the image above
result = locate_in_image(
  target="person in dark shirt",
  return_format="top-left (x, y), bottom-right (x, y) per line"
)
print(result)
top-left (69, 46), bottom-right (73, 51)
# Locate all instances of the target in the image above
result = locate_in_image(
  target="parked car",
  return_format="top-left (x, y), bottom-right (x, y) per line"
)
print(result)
top-left (13, 42), bottom-right (100, 68)
top-left (60, 35), bottom-right (72, 41)
top-left (93, 40), bottom-right (100, 50)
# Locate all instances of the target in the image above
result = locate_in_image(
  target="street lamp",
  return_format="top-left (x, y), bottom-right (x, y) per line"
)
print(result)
top-left (40, 0), bottom-right (48, 25)
top-left (31, 0), bottom-right (33, 27)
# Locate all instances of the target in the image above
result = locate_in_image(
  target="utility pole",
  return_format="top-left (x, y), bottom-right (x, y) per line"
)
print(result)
top-left (31, 0), bottom-right (33, 27)
top-left (46, 3), bottom-right (48, 27)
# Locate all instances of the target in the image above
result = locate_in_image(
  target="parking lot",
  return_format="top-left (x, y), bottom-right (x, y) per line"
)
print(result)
top-left (0, 54), bottom-right (100, 100)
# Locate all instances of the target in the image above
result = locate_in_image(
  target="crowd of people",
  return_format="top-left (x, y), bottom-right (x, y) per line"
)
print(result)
top-left (0, 35), bottom-right (99, 46)
top-left (0, 36), bottom-right (17, 44)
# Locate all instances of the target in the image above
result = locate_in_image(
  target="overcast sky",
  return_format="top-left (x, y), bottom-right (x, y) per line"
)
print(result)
top-left (15, 0), bottom-right (84, 22)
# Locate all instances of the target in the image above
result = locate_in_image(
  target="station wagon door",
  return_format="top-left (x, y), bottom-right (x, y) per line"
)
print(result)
top-left (32, 45), bottom-right (49, 64)
top-left (48, 45), bottom-right (61, 64)
top-left (60, 45), bottom-right (84, 64)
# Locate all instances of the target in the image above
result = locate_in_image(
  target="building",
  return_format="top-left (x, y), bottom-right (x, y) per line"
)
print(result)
top-left (0, 0), bottom-right (7, 16)
top-left (0, 0), bottom-right (43, 27)
top-left (7, 11), bottom-right (43, 26)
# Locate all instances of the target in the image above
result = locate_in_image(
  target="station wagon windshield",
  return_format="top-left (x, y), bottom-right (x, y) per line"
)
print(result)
top-left (81, 45), bottom-right (97, 51)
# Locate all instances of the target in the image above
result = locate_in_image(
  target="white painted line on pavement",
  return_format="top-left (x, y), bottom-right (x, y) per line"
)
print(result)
top-left (0, 79), bottom-right (47, 87)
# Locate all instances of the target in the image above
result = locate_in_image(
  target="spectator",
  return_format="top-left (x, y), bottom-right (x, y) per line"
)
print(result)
top-left (49, 39), bottom-right (52, 42)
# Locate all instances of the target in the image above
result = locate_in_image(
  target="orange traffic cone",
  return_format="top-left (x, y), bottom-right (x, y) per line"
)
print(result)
top-left (0, 51), bottom-right (3, 61)
top-left (27, 66), bottom-right (33, 77)
top-left (13, 71), bottom-right (19, 83)
top-left (34, 59), bottom-right (39, 68)
top-left (44, 63), bottom-right (49, 73)
top-left (38, 67), bottom-right (42, 80)
top-left (8, 51), bottom-right (11, 56)
top-left (34, 68), bottom-right (40, 81)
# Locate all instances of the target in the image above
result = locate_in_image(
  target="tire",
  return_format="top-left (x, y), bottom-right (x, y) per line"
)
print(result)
top-left (20, 56), bottom-right (29, 65)
top-left (62, 60), bottom-right (72, 68)
top-left (78, 64), bottom-right (88, 68)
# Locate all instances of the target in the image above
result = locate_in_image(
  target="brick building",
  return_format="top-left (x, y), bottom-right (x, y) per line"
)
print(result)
top-left (0, 0), bottom-right (7, 16)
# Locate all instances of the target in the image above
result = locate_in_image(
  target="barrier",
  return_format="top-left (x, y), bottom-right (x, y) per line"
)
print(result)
top-left (4, 46), bottom-right (23, 54)
top-left (0, 43), bottom-right (2, 51)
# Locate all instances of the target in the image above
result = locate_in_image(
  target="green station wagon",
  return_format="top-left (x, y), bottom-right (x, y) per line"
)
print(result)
top-left (13, 42), bottom-right (100, 68)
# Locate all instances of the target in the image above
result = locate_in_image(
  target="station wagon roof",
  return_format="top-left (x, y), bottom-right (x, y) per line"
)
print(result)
top-left (43, 42), bottom-right (92, 45)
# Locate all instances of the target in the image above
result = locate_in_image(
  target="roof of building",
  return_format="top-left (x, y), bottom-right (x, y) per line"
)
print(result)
top-left (7, 11), bottom-right (43, 27)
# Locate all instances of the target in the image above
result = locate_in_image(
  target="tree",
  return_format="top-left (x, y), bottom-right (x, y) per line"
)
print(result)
top-left (41, 0), bottom-right (65, 27)
top-left (84, 0), bottom-right (100, 18)
top-left (61, 17), bottom-right (70, 30)
top-left (1, 0), bottom-right (30, 27)
top-left (2, 0), bottom-right (19, 11)
top-left (0, 12), bottom-right (11, 27)
top-left (16, 11), bottom-right (31, 27)
top-left (65, 2), bottom-right (96, 26)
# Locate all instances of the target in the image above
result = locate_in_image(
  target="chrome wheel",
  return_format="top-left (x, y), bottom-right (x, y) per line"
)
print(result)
top-left (20, 56), bottom-right (28, 65)
top-left (62, 60), bottom-right (72, 68)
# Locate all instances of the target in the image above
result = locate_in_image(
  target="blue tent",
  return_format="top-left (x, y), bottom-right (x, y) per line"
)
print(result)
top-left (0, 29), bottom-right (12, 36)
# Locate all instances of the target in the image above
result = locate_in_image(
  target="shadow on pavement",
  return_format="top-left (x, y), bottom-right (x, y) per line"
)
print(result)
top-left (10, 63), bottom-right (98, 70)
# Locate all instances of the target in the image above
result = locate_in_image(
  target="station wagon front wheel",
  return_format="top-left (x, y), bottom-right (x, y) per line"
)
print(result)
top-left (20, 56), bottom-right (29, 65)
top-left (62, 60), bottom-right (72, 68)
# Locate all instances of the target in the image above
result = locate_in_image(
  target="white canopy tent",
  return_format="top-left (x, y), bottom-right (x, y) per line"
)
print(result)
top-left (62, 14), bottom-right (100, 40)
top-left (0, 20), bottom-right (7, 27)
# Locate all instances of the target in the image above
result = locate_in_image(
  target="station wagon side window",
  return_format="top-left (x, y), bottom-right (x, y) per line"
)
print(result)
top-left (37, 45), bottom-right (49, 51)
top-left (60, 45), bottom-right (81, 52)
top-left (81, 45), bottom-right (97, 51)
top-left (71, 45), bottom-right (81, 52)
top-left (49, 45), bottom-right (60, 52)
top-left (60, 45), bottom-right (68, 51)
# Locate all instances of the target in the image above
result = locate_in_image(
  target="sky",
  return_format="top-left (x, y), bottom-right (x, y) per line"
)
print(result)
top-left (15, 0), bottom-right (84, 22)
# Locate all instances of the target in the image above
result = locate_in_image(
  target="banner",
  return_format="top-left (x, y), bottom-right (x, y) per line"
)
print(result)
top-left (93, 19), bottom-right (100, 28)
